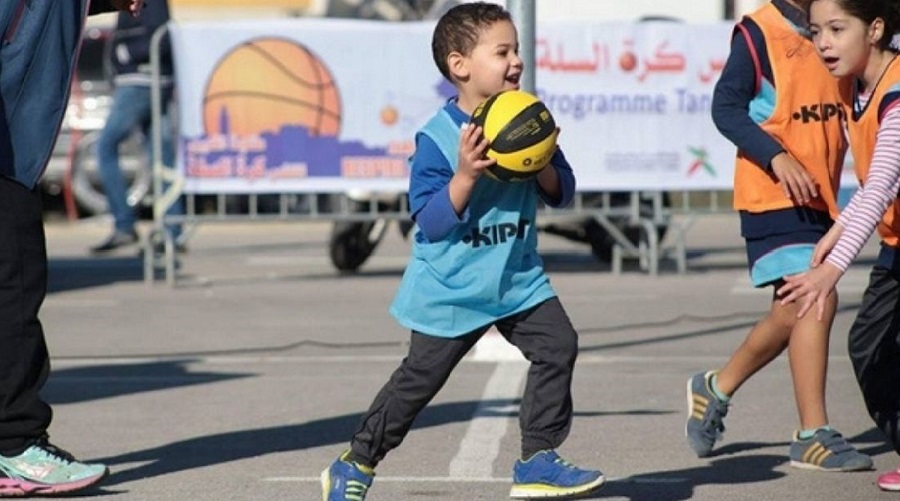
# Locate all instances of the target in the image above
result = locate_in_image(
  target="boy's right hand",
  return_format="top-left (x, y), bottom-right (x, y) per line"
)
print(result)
top-left (770, 152), bottom-right (818, 204)
top-left (457, 123), bottom-right (496, 182)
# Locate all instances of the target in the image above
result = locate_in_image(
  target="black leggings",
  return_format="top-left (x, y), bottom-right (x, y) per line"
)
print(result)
top-left (848, 266), bottom-right (900, 455)
top-left (0, 177), bottom-right (52, 455)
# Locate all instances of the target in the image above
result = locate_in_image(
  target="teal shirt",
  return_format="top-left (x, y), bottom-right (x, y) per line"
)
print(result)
top-left (389, 108), bottom-right (556, 337)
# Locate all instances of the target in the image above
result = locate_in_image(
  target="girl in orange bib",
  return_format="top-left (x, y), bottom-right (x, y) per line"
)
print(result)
top-left (779, 0), bottom-right (900, 491)
top-left (685, 0), bottom-right (872, 472)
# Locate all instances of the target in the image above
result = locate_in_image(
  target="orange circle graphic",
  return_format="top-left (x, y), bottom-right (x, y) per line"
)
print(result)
top-left (203, 38), bottom-right (342, 137)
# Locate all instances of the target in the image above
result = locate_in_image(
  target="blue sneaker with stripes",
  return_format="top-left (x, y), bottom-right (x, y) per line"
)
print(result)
top-left (321, 451), bottom-right (374, 501)
top-left (510, 450), bottom-right (604, 499)
top-left (685, 370), bottom-right (728, 457)
top-left (789, 428), bottom-right (873, 472)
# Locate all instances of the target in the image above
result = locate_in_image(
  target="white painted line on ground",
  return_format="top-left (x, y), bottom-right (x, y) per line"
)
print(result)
top-left (43, 298), bottom-right (120, 307)
top-left (48, 353), bottom-right (856, 367)
top-left (471, 328), bottom-right (524, 362)
top-left (264, 475), bottom-right (686, 484)
top-left (449, 361), bottom-right (528, 478)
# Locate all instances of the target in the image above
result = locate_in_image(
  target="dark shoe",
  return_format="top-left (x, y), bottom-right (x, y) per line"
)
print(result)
top-left (90, 230), bottom-right (138, 253)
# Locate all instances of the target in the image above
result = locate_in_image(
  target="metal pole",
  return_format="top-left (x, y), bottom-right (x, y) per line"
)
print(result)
top-left (507, 0), bottom-right (536, 93)
top-left (723, 0), bottom-right (736, 19)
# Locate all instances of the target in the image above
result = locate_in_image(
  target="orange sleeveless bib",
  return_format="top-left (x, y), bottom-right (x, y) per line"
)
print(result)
top-left (846, 57), bottom-right (900, 247)
top-left (731, 3), bottom-right (845, 217)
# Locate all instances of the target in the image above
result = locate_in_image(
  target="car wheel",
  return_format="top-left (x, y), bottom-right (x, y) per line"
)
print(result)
top-left (69, 130), bottom-right (153, 216)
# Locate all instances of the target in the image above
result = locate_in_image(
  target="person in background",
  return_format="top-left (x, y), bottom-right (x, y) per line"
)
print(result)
top-left (91, 0), bottom-right (183, 254)
top-left (685, 0), bottom-right (872, 472)
top-left (779, 0), bottom-right (900, 492)
top-left (0, 2), bottom-right (145, 496)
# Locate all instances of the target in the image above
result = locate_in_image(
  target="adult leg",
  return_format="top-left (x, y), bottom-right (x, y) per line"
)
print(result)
top-left (496, 298), bottom-right (577, 459)
top-left (349, 328), bottom-right (484, 467)
top-left (96, 85), bottom-right (152, 235)
top-left (0, 178), bottom-right (51, 455)
top-left (848, 267), bottom-right (900, 454)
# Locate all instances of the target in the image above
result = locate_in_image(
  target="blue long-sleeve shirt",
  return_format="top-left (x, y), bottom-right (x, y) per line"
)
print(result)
top-left (409, 99), bottom-right (575, 242)
top-left (711, 0), bottom-right (809, 170)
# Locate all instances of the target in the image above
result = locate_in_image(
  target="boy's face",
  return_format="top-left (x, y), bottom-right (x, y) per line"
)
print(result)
top-left (455, 20), bottom-right (523, 107)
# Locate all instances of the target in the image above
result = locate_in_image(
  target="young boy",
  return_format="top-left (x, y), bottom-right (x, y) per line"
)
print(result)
top-left (685, 0), bottom-right (871, 471)
top-left (321, 3), bottom-right (604, 500)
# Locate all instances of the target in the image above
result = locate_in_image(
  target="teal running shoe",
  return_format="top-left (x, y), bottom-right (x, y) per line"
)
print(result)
top-left (685, 370), bottom-right (728, 457)
top-left (0, 438), bottom-right (107, 496)
top-left (789, 428), bottom-right (873, 472)
top-left (510, 450), bottom-right (604, 499)
top-left (321, 450), bottom-right (374, 501)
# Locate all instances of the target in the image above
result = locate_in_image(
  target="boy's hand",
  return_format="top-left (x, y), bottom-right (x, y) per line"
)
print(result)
top-left (110, 0), bottom-right (144, 16)
top-left (770, 152), bottom-right (818, 204)
top-left (457, 123), bottom-right (495, 181)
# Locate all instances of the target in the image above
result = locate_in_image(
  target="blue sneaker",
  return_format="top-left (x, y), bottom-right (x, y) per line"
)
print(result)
top-left (321, 450), bottom-right (374, 501)
top-left (789, 428), bottom-right (873, 472)
top-left (510, 450), bottom-right (604, 499)
top-left (685, 370), bottom-right (728, 457)
top-left (0, 439), bottom-right (107, 496)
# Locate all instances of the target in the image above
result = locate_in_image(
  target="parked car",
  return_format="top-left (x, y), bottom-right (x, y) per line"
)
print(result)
top-left (42, 16), bottom-right (151, 216)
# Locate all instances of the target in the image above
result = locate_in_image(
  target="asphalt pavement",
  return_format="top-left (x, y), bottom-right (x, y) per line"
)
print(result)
top-left (37, 213), bottom-right (898, 500)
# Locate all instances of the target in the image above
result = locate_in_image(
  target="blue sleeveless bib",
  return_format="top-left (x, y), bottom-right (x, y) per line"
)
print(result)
top-left (389, 109), bottom-right (555, 337)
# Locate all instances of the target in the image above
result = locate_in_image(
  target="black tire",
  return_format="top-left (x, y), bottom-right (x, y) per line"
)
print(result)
top-left (328, 221), bottom-right (382, 272)
top-left (541, 192), bottom-right (670, 263)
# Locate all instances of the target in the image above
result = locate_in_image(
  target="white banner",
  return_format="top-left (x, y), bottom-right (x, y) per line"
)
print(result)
top-left (169, 18), bottom-right (850, 194)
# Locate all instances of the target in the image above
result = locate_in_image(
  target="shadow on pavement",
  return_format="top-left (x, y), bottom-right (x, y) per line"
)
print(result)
top-left (586, 454), bottom-right (787, 501)
top-left (48, 256), bottom-right (144, 293)
top-left (43, 360), bottom-right (250, 405)
top-left (92, 400), bottom-right (665, 487)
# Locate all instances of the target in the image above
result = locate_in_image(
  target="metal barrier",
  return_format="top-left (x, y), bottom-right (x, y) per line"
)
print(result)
top-left (143, 24), bottom-right (731, 286)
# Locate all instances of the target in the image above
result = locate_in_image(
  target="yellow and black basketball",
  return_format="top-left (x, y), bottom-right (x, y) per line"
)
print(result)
top-left (470, 90), bottom-right (558, 182)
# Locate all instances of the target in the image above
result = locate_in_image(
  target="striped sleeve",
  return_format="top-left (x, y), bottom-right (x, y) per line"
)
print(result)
top-left (826, 93), bottom-right (900, 271)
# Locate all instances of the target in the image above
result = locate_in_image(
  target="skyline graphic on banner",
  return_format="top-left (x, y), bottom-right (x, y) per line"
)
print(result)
top-left (182, 76), bottom-right (457, 182)
top-left (181, 36), bottom-right (431, 181)
top-left (181, 105), bottom-right (401, 180)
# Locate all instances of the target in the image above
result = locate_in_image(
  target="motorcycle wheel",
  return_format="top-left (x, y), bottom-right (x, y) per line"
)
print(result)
top-left (328, 219), bottom-right (388, 272)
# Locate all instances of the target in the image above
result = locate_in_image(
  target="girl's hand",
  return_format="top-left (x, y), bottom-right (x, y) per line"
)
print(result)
top-left (810, 224), bottom-right (843, 267)
top-left (777, 263), bottom-right (842, 320)
top-left (771, 152), bottom-right (818, 204)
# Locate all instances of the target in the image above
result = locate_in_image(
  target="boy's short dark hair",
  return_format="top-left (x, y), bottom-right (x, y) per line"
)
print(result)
top-left (431, 1), bottom-right (512, 81)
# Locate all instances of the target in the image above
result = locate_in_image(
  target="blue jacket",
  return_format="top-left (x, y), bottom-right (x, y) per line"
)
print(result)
top-left (0, 0), bottom-right (116, 189)
top-left (110, 1), bottom-right (173, 86)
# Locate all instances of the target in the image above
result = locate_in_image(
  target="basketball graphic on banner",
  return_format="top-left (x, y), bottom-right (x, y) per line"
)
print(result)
top-left (203, 38), bottom-right (342, 137)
